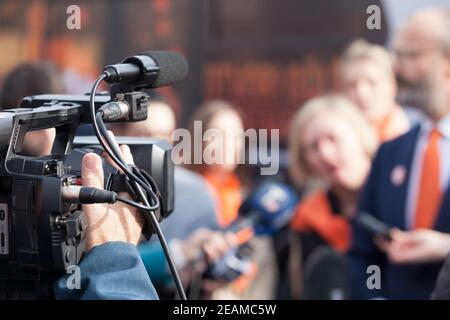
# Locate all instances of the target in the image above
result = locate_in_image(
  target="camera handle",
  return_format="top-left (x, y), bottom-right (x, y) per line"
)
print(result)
top-left (2, 102), bottom-right (84, 176)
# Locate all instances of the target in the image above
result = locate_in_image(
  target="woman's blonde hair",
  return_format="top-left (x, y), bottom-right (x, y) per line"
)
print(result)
top-left (288, 94), bottom-right (378, 188)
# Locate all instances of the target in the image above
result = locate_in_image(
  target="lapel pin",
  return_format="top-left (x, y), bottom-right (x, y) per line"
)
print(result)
top-left (391, 164), bottom-right (406, 187)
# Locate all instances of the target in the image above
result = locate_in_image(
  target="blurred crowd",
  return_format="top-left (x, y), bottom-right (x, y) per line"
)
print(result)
top-left (1, 6), bottom-right (450, 300)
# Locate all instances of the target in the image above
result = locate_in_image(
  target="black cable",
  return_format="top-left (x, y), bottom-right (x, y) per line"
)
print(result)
top-left (95, 113), bottom-right (160, 208)
top-left (95, 112), bottom-right (158, 204)
top-left (95, 93), bottom-right (187, 303)
top-left (89, 74), bottom-right (187, 300)
top-left (89, 75), bottom-right (158, 202)
top-left (116, 196), bottom-right (152, 211)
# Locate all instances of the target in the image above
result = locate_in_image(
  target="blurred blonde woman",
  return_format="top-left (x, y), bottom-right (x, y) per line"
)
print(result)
top-left (287, 94), bottom-right (378, 299)
top-left (289, 94), bottom-right (378, 256)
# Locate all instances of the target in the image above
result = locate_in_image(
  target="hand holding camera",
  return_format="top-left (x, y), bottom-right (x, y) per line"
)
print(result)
top-left (81, 142), bottom-right (144, 250)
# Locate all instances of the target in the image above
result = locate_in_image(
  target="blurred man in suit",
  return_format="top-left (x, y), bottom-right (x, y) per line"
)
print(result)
top-left (348, 7), bottom-right (450, 299)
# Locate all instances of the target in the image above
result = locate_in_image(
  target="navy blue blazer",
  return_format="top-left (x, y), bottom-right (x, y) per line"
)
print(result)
top-left (348, 125), bottom-right (450, 299)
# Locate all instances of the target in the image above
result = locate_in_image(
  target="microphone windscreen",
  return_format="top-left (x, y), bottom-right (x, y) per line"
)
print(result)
top-left (143, 51), bottom-right (189, 88)
top-left (239, 182), bottom-right (298, 235)
top-left (303, 246), bottom-right (350, 300)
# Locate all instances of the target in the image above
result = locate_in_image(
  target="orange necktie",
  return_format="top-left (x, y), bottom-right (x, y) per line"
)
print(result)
top-left (414, 128), bottom-right (442, 229)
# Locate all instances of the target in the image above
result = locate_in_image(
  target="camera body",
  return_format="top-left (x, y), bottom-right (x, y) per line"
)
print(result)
top-left (0, 94), bottom-right (174, 283)
top-left (0, 154), bottom-right (86, 281)
top-left (72, 135), bottom-right (174, 217)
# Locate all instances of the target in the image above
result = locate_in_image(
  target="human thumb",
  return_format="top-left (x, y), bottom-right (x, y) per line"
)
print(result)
top-left (81, 153), bottom-right (104, 190)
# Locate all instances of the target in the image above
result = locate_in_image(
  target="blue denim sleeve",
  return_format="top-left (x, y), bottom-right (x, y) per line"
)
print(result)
top-left (54, 242), bottom-right (159, 300)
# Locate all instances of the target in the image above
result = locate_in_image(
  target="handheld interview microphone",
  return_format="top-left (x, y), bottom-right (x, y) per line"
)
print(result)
top-left (208, 182), bottom-right (297, 249)
top-left (190, 182), bottom-right (297, 284)
top-left (238, 182), bottom-right (298, 236)
top-left (102, 50), bottom-right (189, 89)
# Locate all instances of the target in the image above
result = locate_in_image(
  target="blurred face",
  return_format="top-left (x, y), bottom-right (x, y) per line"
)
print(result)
top-left (301, 111), bottom-right (370, 191)
top-left (393, 24), bottom-right (450, 118)
top-left (120, 102), bottom-right (176, 141)
top-left (148, 103), bottom-right (176, 141)
top-left (22, 128), bottom-right (56, 156)
top-left (206, 109), bottom-right (244, 173)
top-left (341, 58), bottom-right (397, 124)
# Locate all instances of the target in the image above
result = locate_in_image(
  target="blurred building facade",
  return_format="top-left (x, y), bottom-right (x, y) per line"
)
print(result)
top-left (0, 0), bottom-right (392, 143)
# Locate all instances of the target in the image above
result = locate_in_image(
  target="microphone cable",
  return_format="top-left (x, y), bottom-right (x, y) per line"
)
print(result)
top-left (89, 73), bottom-right (187, 300)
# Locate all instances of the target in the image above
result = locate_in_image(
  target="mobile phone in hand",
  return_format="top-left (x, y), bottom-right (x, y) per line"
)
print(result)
top-left (354, 212), bottom-right (392, 241)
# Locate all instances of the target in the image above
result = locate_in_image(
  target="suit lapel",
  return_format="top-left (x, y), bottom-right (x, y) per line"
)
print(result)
top-left (390, 126), bottom-right (421, 230)
top-left (435, 177), bottom-right (450, 232)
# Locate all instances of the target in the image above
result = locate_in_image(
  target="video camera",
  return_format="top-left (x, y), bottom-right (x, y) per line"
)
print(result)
top-left (0, 51), bottom-right (188, 292)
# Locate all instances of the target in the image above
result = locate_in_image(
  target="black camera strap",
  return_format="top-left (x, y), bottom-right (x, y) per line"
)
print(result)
top-left (108, 169), bottom-right (163, 239)
top-left (109, 173), bottom-right (134, 194)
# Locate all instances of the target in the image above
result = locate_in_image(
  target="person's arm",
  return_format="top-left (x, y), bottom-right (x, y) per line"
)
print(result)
top-left (54, 242), bottom-right (158, 300)
top-left (375, 229), bottom-right (450, 265)
top-left (55, 142), bottom-right (158, 300)
top-left (138, 229), bottom-right (237, 288)
top-left (347, 146), bottom-right (386, 299)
